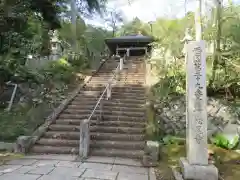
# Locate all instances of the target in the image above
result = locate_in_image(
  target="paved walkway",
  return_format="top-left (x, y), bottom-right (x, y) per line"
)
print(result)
top-left (0, 155), bottom-right (156, 180)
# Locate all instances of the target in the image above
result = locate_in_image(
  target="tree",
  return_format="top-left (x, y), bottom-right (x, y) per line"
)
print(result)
top-left (118, 17), bottom-right (150, 36)
top-left (209, 0), bottom-right (223, 87)
top-left (104, 9), bottom-right (124, 37)
top-left (0, 0), bottom-right (109, 87)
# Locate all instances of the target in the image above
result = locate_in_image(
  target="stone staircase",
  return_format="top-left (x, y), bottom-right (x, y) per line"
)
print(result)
top-left (31, 57), bottom-right (146, 160)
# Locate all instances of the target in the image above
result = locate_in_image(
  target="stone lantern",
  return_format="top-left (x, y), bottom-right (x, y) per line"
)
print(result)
top-left (180, 28), bottom-right (193, 55)
top-left (50, 30), bottom-right (63, 60)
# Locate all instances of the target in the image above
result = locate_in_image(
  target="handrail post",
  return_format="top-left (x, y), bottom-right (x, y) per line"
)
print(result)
top-left (116, 65), bottom-right (120, 81)
top-left (99, 100), bottom-right (103, 121)
top-left (79, 119), bottom-right (90, 158)
top-left (107, 83), bottom-right (112, 100)
top-left (120, 58), bottom-right (123, 70)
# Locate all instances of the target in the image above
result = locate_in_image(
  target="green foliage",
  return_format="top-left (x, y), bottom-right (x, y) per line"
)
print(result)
top-left (0, 56), bottom-right (85, 141)
top-left (0, 102), bottom-right (57, 142)
top-left (118, 17), bottom-right (150, 36)
top-left (152, 61), bottom-right (186, 98)
top-left (0, 0), bottom-right (108, 85)
top-left (40, 58), bottom-right (76, 84)
top-left (212, 133), bottom-right (240, 150)
top-left (162, 135), bottom-right (185, 145)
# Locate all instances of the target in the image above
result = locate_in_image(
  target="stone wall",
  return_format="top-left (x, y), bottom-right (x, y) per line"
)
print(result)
top-left (155, 96), bottom-right (240, 137)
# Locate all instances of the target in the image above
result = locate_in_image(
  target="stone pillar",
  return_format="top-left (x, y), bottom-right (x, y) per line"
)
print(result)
top-left (179, 40), bottom-right (218, 180)
top-left (126, 48), bottom-right (130, 57)
top-left (79, 119), bottom-right (90, 158)
top-left (120, 58), bottom-right (123, 70)
top-left (106, 83), bottom-right (112, 100)
top-left (116, 66), bottom-right (120, 81)
top-left (99, 100), bottom-right (104, 121)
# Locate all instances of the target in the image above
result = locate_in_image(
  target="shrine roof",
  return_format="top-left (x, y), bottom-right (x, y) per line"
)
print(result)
top-left (105, 35), bottom-right (154, 44)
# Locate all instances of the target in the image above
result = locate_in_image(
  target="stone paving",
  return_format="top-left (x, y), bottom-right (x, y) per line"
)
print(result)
top-left (0, 155), bottom-right (156, 180)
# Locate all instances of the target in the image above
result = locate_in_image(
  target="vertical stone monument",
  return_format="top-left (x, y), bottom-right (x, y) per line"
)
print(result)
top-left (178, 40), bottom-right (218, 180)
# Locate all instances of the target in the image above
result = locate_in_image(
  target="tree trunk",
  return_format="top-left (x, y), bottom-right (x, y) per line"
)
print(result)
top-left (41, 22), bottom-right (51, 56)
top-left (209, 0), bottom-right (222, 87)
top-left (71, 0), bottom-right (77, 52)
top-left (195, 0), bottom-right (202, 41)
top-left (112, 29), bottom-right (115, 37)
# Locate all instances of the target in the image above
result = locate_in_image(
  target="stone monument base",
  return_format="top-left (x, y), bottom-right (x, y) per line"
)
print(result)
top-left (178, 157), bottom-right (218, 180)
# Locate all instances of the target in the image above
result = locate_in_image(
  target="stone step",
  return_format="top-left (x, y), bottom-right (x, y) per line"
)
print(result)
top-left (70, 101), bottom-right (145, 108)
top-left (73, 96), bottom-right (99, 101)
top-left (116, 80), bottom-right (145, 82)
top-left (72, 97), bottom-right (145, 104)
top-left (105, 98), bottom-right (145, 104)
top-left (56, 119), bottom-right (146, 128)
top-left (103, 101), bottom-right (146, 108)
top-left (92, 120), bottom-right (146, 128)
top-left (90, 148), bottom-right (144, 159)
top-left (67, 104), bottom-right (145, 112)
top-left (63, 109), bottom-right (145, 117)
top-left (91, 74), bottom-right (113, 77)
top-left (91, 132), bottom-right (145, 141)
top-left (36, 139), bottom-right (144, 150)
top-left (58, 114), bottom-right (145, 121)
top-left (114, 73), bottom-right (145, 76)
top-left (87, 80), bottom-right (113, 84)
top-left (84, 86), bottom-right (145, 92)
top-left (36, 138), bottom-right (78, 147)
top-left (48, 124), bottom-right (144, 134)
top-left (77, 91), bottom-right (146, 98)
top-left (93, 73), bottom-right (115, 76)
top-left (91, 126), bottom-right (145, 134)
top-left (74, 96), bottom-right (145, 102)
top-left (44, 131), bottom-right (145, 141)
top-left (82, 89), bottom-right (145, 95)
top-left (110, 95), bottom-right (145, 100)
top-left (89, 78), bottom-right (145, 82)
top-left (31, 145), bottom-right (78, 154)
top-left (44, 131), bottom-right (79, 140)
top-left (48, 124), bottom-right (79, 132)
top-left (111, 91), bottom-right (145, 96)
top-left (78, 91), bottom-right (100, 96)
top-left (88, 82), bottom-right (145, 86)
top-left (90, 140), bottom-right (144, 150)
top-left (120, 73), bottom-right (145, 75)
top-left (111, 89), bottom-right (145, 93)
top-left (70, 99), bottom-right (99, 106)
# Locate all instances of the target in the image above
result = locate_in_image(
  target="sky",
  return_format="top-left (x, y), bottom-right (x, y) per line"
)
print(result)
top-left (84, 0), bottom-right (240, 28)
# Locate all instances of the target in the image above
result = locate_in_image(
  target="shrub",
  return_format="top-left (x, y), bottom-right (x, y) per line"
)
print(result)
top-left (153, 60), bottom-right (186, 98)
top-left (41, 58), bottom-right (76, 84)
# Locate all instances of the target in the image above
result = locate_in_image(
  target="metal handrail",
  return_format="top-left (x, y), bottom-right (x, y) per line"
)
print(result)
top-left (79, 57), bottom-right (123, 158)
top-left (86, 63), bottom-right (120, 123)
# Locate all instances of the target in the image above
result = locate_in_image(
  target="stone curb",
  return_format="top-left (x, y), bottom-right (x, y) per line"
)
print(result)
top-left (149, 168), bottom-right (157, 180)
top-left (172, 167), bottom-right (184, 180)
top-left (0, 142), bottom-right (15, 152)
top-left (14, 59), bottom-right (107, 153)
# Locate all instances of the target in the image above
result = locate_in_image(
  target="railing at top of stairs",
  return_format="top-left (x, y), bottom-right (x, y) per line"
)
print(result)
top-left (79, 56), bottom-right (124, 159)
